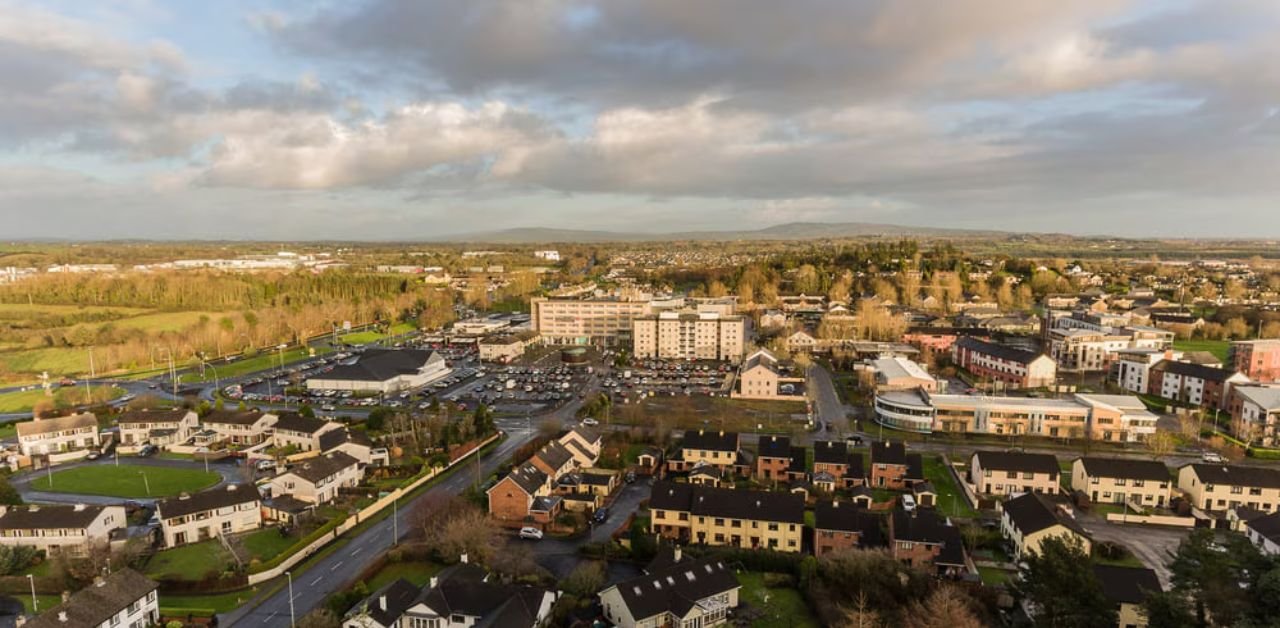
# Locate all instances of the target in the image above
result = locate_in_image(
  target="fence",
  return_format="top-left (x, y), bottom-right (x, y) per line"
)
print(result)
top-left (245, 431), bottom-right (501, 585)
top-left (1104, 512), bottom-right (1196, 527)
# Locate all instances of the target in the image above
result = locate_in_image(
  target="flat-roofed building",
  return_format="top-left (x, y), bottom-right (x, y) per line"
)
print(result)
top-left (970, 451), bottom-right (1061, 497)
top-left (871, 357), bottom-right (938, 392)
top-left (1228, 385), bottom-right (1280, 446)
top-left (1178, 463), bottom-right (1280, 513)
top-left (16, 412), bottom-right (100, 457)
top-left (531, 296), bottom-right (654, 346)
top-left (632, 310), bottom-right (746, 361)
top-left (1072, 457), bottom-right (1171, 507)
top-left (156, 484), bottom-right (261, 547)
top-left (1113, 348), bottom-right (1177, 395)
top-left (649, 481), bottom-right (805, 552)
top-left (0, 504), bottom-right (125, 556)
top-left (929, 393), bottom-right (1090, 440)
top-left (1075, 394), bottom-right (1159, 443)
top-left (1229, 340), bottom-right (1280, 383)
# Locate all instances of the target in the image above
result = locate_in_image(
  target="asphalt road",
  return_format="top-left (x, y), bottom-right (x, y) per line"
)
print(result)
top-left (807, 363), bottom-right (851, 434)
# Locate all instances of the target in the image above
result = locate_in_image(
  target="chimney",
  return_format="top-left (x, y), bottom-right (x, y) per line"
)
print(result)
top-left (379, 595), bottom-right (387, 611)
top-left (833, 500), bottom-right (840, 509)
top-left (460, 552), bottom-right (468, 564)
top-left (94, 575), bottom-right (106, 587)
top-left (60, 591), bottom-right (70, 603)
top-left (73, 504), bottom-right (86, 512)
top-left (673, 546), bottom-right (682, 563)
top-left (58, 611), bottom-right (68, 623)
top-left (430, 576), bottom-right (439, 588)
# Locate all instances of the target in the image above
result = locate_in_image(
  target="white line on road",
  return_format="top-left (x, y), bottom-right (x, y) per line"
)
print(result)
top-left (262, 612), bottom-right (276, 624)
top-left (351, 547), bottom-right (363, 556)
top-left (331, 560), bottom-right (344, 571)
top-left (310, 576), bottom-right (322, 586)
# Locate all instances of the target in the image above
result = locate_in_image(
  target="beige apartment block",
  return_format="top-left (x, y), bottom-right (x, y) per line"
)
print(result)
top-left (531, 296), bottom-right (653, 345)
top-left (0, 504), bottom-right (125, 556)
top-left (633, 311), bottom-right (746, 361)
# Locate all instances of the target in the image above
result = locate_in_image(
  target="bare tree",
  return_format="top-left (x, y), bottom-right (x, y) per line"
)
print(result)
top-left (839, 593), bottom-right (883, 628)
top-left (901, 586), bottom-right (983, 628)
top-left (1145, 431), bottom-right (1177, 459)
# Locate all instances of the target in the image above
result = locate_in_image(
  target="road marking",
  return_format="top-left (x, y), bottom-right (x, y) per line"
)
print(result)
top-left (263, 611), bottom-right (276, 624)
top-left (310, 576), bottom-right (322, 586)
top-left (350, 546), bottom-right (363, 556)
top-left (331, 560), bottom-right (344, 571)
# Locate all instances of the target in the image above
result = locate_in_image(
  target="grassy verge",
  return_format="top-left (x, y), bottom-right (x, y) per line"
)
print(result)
top-left (0, 385), bottom-right (126, 413)
top-left (978, 566), bottom-right (1012, 586)
top-left (159, 589), bottom-right (260, 616)
top-left (364, 560), bottom-right (445, 590)
top-left (736, 572), bottom-right (820, 628)
top-left (31, 464), bottom-right (220, 498)
top-left (922, 456), bottom-right (977, 517)
top-left (180, 346), bottom-right (329, 384)
top-left (339, 323), bottom-right (417, 345)
top-left (19, 594), bottom-right (64, 615)
top-left (242, 528), bottom-right (296, 564)
top-left (146, 540), bottom-right (235, 580)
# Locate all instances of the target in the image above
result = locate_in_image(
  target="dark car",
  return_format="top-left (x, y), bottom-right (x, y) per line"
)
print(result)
top-left (138, 444), bottom-right (158, 457)
top-left (592, 508), bottom-right (609, 524)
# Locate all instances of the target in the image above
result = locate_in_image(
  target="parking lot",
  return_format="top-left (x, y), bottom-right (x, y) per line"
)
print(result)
top-left (600, 359), bottom-right (734, 404)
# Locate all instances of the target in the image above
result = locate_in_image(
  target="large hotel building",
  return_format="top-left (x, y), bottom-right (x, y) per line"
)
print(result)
top-left (633, 311), bottom-right (746, 361)
top-left (532, 294), bottom-right (745, 360)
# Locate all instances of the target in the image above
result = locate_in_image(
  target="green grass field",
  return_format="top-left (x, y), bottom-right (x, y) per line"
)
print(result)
top-left (145, 539), bottom-right (235, 580)
top-left (1173, 339), bottom-right (1231, 362)
top-left (181, 345), bottom-right (327, 383)
top-left (923, 456), bottom-right (978, 517)
top-left (159, 589), bottom-right (256, 616)
top-left (339, 322), bottom-right (417, 345)
top-left (0, 385), bottom-right (125, 413)
top-left (31, 464), bottom-right (220, 498)
top-left (241, 528), bottom-right (295, 563)
top-left (19, 594), bottom-right (63, 616)
top-left (365, 560), bottom-right (444, 591)
top-left (736, 572), bottom-right (820, 628)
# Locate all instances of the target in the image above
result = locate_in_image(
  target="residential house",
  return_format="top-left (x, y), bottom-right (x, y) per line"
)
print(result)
top-left (813, 500), bottom-right (883, 557)
top-left (599, 551), bottom-right (740, 628)
top-left (201, 410), bottom-right (278, 446)
top-left (667, 430), bottom-right (740, 473)
top-left (755, 435), bottom-right (793, 481)
top-left (488, 463), bottom-right (554, 523)
top-left (952, 337), bottom-right (1057, 389)
top-left (1243, 510), bottom-right (1280, 555)
top-left (16, 412), bottom-right (100, 458)
top-left (1072, 458), bottom-right (1171, 507)
top-left (270, 451), bottom-right (363, 505)
top-left (649, 481), bottom-right (805, 552)
top-left (889, 509), bottom-right (968, 576)
top-left (396, 560), bottom-right (557, 628)
top-left (785, 330), bottom-right (818, 353)
top-left (999, 492), bottom-right (1091, 559)
top-left (734, 349), bottom-right (804, 400)
top-left (970, 451), bottom-right (1061, 497)
top-left (558, 426), bottom-right (602, 467)
top-left (812, 440), bottom-right (864, 489)
top-left (23, 568), bottom-right (158, 628)
top-left (530, 440), bottom-right (579, 480)
top-left (1177, 463), bottom-right (1280, 513)
top-left (156, 484), bottom-right (262, 547)
top-left (342, 578), bottom-right (420, 628)
top-left (0, 504), bottom-right (125, 556)
top-left (116, 408), bottom-right (198, 449)
top-left (869, 441), bottom-right (923, 490)
top-left (1093, 565), bottom-right (1162, 628)
top-left (271, 413), bottom-right (344, 453)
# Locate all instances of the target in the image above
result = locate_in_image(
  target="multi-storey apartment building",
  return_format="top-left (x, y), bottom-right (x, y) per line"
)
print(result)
top-left (632, 311), bottom-right (746, 361)
top-left (1075, 394), bottom-right (1160, 443)
top-left (1072, 457), bottom-right (1171, 507)
top-left (25, 568), bottom-right (159, 628)
top-left (1149, 360), bottom-right (1250, 410)
top-left (649, 482), bottom-right (805, 552)
top-left (1228, 385), bottom-right (1280, 446)
top-left (156, 484), bottom-right (262, 547)
top-left (970, 451), bottom-right (1060, 497)
top-left (1229, 340), bottom-right (1280, 383)
top-left (1113, 348), bottom-right (1176, 394)
top-left (0, 504), bottom-right (125, 556)
top-left (952, 337), bottom-right (1057, 389)
top-left (874, 389), bottom-right (1154, 442)
top-left (117, 408), bottom-right (199, 449)
top-left (1177, 463), bottom-right (1280, 513)
top-left (530, 296), bottom-right (654, 346)
top-left (16, 412), bottom-right (100, 457)
top-left (1047, 329), bottom-right (1134, 373)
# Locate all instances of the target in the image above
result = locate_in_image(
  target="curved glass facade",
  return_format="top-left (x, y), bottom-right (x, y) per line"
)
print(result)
top-left (873, 394), bottom-right (936, 433)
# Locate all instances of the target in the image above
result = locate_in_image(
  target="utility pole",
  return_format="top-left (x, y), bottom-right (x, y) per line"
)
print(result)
top-left (85, 347), bottom-right (95, 405)
top-left (286, 571), bottom-right (296, 627)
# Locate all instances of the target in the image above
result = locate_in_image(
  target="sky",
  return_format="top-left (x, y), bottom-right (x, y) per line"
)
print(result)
top-left (1, 0), bottom-right (1279, 240)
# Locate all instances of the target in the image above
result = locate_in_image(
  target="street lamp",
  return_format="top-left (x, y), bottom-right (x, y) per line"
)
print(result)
top-left (286, 570), bottom-right (296, 627)
top-left (139, 471), bottom-right (150, 496)
top-left (26, 573), bottom-right (37, 613)
top-left (157, 347), bottom-right (177, 398)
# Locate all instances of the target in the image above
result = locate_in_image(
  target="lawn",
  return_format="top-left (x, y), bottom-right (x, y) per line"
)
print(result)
top-left (18, 594), bottom-right (63, 615)
top-left (1173, 339), bottom-right (1230, 363)
top-left (0, 346), bottom-right (99, 377)
top-left (241, 527), bottom-right (296, 563)
top-left (339, 322), bottom-right (417, 345)
top-left (978, 566), bottom-right (1012, 586)
top-left (736, 572), bottom-right (820, 628)
top-left (922, 456), bottom-right (978, 518)
top-left (145, 539), bottom-right (235, 580)
top-left (159, 589), bottom-right (258, 616)
top-left (365, 560), bottom-right (445, 591)
top-left (31, 464), bottom-right (220, 498)
top-left (0, 385), bottom-right (125, 413)
top-left (182, 345), bottom-right (328, 384)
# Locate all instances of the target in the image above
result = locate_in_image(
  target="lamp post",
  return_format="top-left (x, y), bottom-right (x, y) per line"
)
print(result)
top-left (26, 573), bottom-right (37, 613)
top-left (277, 344), bottom-right (289, 410)
top-left (157, 347), bottom-right (177, 398)
top-left (139, 471), bottom-right (150, 496)
top-left (286, 571), bottom-right (296, 627)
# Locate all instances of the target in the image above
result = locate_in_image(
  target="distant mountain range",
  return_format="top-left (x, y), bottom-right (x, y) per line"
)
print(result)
top-left (432, 222), bottom-right (1008, 243)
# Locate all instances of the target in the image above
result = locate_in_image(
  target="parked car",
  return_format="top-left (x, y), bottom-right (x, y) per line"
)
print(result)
top-left (518, 527), bottom-right (544, 540)
top-left (85, 450), bottom-right (101, 461)
top-left (1202, 451), bottom-right (1225, 463)
top-left (138, 444), bottom-right (158, 457)
top-left (592, 508), bottom-right (609, 524)
top-left (256, 460), bottom-right (277, 472)
top-left (582, 418), bottom-right (599, 427)
top-left (901, 494), bottom-right (917, 512)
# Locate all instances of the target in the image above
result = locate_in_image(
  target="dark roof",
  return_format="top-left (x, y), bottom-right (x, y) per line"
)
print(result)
top-left (892, 509), bottom-right (965, 566)
top-left (758, 435), bottom-right (791, 459)
top-left (1001, 492), bottom-right (1089, 538)
top-left (534, 440), bottom-right (574, 471)
top-left (567, 426), bottom-right (601, 444)
top-left (1153, 359), bottom-right (1238, 383)
top-left (24, 569), bottom-right (157, 628)
top-left (285, 451), bottom-right (360, 484)
top-left (116, 408), bottom-right (192, 425)
top-left (202, 410), bottom-right (272, 426)
top-left (1186, 463), bottom-right (1280, 490)
top-left (264, 495), bottom-right (313, 515)
top-left (649, 481), bottom-right (804, 524)
top-left (787, 446), bottom-right (807, 473)
top-left (1093, 565), bottom-right (1162, 605)
top-left (607, 556), bottom-right (740, 622)
top-left (492, 464), bottom-right (548, 496)
top-left (1246, 511), bottom-right (1280, 544)
top-left (814, 501), bottom-right (883, 547)
top-left (973, 450), bottom-right (1060, 475)
top-left (346, 577), bottom-right (421, 627)
top-left (0, 504), bottom-right (112, 530)
top-left (581, 472), bottom-right (616, 486)
top-left (871, 441), bottom-right (908, 466)
top-left (273, 413), bottom-right (331, 434)
top-left (1078, 457), bottom-right (1170, 483)
top-left (813, 440), bottom-right (848, 464)
top-left (319, 428), bottom-right (351, 452)
top-left (415, 562), bottom-right (550, 626)
top-left (320, 348), bottom-right (442, 382)
top-left (906, 454), bottom-right (924, 482)
top-left (157, 484), bottom-right (258, 520)
top-left (955, 336), bottom-right (1044, 364)
top-left (680, 430), bottom-right (739, 452)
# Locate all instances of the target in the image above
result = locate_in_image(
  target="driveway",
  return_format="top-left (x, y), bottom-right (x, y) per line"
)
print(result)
top-left (522, 477), bottom-right (653, 584)
top-left (1077, 512), bottom-right (1189, 587)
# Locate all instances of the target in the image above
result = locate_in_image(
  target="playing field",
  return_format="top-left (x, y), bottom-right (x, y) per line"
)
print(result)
top-left (30, 464), bottom-right (220, 498)
top-left (0, 385), bottom-right (125, 413)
